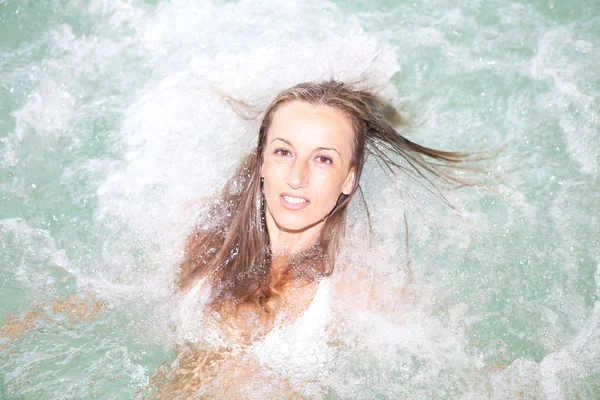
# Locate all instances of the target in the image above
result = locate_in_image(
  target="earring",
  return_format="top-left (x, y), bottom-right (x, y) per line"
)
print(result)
top-left (259, 177), bottom-right (266, 230)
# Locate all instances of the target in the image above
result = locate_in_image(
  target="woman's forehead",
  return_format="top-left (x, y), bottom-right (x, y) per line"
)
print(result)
top-left (267, 101), bottom-right (354, 151)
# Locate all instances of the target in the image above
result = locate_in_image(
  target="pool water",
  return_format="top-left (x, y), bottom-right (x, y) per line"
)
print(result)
top-left (1, 0), bottom-right (598, 398)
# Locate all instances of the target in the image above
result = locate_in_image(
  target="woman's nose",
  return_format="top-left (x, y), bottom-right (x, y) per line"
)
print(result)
top-left (287, 159), bottom-right (309, 189)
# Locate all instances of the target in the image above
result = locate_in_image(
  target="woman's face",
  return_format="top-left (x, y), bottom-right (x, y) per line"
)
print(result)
top-left (261, 101), bottom-right (356, 235)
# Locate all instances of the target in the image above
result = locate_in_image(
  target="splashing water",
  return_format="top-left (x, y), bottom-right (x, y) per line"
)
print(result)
top-left (1, 0), bottom-right (598, 398)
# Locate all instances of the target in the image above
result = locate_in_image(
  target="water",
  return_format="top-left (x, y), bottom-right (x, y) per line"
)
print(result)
top-left (1, 0), bottom-right (598, 398)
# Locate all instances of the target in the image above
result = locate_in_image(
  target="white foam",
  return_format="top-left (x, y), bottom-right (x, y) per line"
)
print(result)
top-left (4, 0), bottom-right (598, 397)
top-left (0, 218), bottom-right (71, 297)
top-left (92, 0), bottom-right (401, 293)
top-left (529, 27), bottom-right (599, 176)
top-left (539, 300), bottom-right (600, 399)
top-left (3, 79), bottom-right (75, 167)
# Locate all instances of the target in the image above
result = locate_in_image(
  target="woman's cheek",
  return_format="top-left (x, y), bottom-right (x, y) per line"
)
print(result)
top-left (264, 160), bottom-right (283, 184)
top-left (314, 173), bottom-right (335, 199)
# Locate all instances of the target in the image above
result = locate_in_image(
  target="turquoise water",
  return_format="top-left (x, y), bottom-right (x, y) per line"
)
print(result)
top-left (1, 0), bottom-right (598, 398)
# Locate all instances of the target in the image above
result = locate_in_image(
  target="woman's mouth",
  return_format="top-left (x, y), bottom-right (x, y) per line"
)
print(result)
top-left (280, 194), bottom-right (310, 210)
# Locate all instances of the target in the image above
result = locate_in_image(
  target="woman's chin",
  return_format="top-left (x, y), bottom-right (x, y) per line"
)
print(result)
top-left (272, 215), bottom-right (325, 235)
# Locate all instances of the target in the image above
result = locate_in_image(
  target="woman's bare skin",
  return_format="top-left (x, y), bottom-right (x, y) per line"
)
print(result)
top-left (145, 256), bottom-right (325, 398)
top-left (0, 293), bottom-right (104, 352)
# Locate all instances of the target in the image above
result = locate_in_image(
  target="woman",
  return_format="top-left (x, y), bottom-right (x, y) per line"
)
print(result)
top-left (153, 80), bottom-right (475, 397)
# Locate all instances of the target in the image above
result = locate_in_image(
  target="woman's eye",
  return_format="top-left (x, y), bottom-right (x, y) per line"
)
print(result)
top-left (316, 156), bottom-right (333, 165)
top-left (274, 148), bottom-right (291, 157)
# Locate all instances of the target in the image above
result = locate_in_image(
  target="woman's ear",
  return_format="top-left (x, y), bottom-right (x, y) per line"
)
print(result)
top-left (342, 167), bottom-right (356, 195)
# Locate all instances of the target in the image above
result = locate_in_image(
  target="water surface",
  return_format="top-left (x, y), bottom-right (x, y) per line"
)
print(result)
top-left (1, 0), bottom-right (599, 398)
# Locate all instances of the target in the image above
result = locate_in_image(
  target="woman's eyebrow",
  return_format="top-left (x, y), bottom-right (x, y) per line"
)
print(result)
top-left (316, 146), bottom-right (341, 156)
top-left (271, 137), bottom-right (293, 146)
top-left (271, 138), bottom-right (341, 156)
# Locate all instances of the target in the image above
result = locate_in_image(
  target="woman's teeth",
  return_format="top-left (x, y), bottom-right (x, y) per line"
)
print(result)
top-left (283, 195), bottom-right (307, 204)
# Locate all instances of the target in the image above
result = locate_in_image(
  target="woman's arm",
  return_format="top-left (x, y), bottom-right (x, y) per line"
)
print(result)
top-left (145, 342), bottom-right (307, 399)
top-left (0, 294), bottom-right (104, 351)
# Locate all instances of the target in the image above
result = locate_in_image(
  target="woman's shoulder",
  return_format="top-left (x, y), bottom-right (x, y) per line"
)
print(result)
top-left (177, 275), bottom-right (213, 315)
top-left (174, 275), bottom-right (226, 344)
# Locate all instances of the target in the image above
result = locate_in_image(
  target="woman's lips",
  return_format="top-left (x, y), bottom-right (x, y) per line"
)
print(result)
top-left (280, 194), bottom-right (310, 210)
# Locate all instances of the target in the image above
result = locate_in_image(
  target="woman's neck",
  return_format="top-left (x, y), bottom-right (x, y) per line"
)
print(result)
top-left (264, 210), bottom-right (324, 255)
